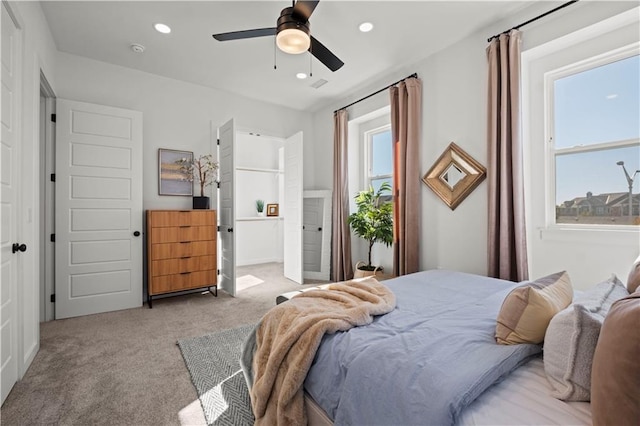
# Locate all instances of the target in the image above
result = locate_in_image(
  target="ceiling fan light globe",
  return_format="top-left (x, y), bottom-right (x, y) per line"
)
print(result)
top-left (276, 28), bottom-right (310, 54)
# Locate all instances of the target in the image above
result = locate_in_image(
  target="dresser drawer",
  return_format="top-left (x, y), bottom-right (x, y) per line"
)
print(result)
top-left (150, 255), bottom-right (216, 276)
top-left (150, 240), bottom-right (216, 260)
top-left (150, 270), bottom-right (216, 294)
top-left (150, 226), bottom-right (216, 243)
top-left (148, 211), bottom-right (214, 227)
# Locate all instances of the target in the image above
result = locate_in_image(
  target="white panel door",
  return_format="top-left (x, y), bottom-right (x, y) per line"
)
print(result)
top-left (218, 119), bottom-right (236, 296)
top-left (1, 2), bottom-right (21, 404)
top-left (55, 99), bottom-right (143, 319)
top-left (303, 197), bottom-right (323, 273)
top-left (283, 132), bottom-right (303, 284)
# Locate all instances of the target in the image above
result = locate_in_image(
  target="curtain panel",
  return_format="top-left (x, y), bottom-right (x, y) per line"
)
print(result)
top-left (331, 109), bottom-right (353, 281)
top-left (486, 30), bottom-right (529, 282)
top-left (390, 77), bottom-right (422, 277)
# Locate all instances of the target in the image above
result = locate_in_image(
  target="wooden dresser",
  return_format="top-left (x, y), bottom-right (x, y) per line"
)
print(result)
top-left (146, 210), bottom-right (217, 307)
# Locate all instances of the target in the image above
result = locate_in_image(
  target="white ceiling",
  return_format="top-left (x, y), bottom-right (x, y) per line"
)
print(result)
top-left (40, 1), bottom-right (532, 112)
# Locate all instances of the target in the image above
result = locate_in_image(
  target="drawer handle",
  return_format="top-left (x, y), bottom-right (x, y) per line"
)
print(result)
top-left (180, 272), bottom-right (191, 275)
top-left (181, 256), bottom-right (192, 259)
top-left (179, 225), bottom-right (191, 228)
top-left (180, 241), bottom-right (190, 244)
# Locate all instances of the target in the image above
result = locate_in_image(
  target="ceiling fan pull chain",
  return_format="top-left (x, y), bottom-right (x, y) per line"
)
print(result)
top-left (309, 45), bottom-right (313, 77)
top-left (274, 37), bottom-right (277, 70)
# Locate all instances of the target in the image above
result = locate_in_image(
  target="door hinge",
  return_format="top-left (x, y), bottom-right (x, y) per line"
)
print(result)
top-left (217, 225), bottom-right (220, 232)
top-left (50, 234), bottom-right (55, 243)
top-left (50, 294), bottom-right (55, 303)
top-left (216, 181), bottom-right (220, 189)
top-left (217, 138), bottom-right (220, 146)
top-left (217, 269), bottom-right (220, 275)
top-left (50, 113), bottom-right (56, 123)
top-left (50, 173), bottom-right (56, 182)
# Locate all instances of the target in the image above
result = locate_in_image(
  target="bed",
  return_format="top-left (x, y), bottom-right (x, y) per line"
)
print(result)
top-left (242, 267), bottom-right (637, 426)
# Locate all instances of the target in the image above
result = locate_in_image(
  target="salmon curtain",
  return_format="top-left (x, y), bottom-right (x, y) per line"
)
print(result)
top-left (390, 77), bottom-right (422, 276)
top-left (331, 109), bottom-right (353, 281)
top-left (486, 30), bottom-right (529, 282)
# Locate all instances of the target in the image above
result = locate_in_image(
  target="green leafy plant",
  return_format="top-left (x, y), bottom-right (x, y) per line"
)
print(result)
top-left (256, 199), bottom-right (265, 213)
top-left (176, 154), bottom-right (219, 197)
top-left (348, 182), bottom-right (393, 270)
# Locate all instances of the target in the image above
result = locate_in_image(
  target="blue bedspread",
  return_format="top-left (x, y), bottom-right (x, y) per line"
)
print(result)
top-left (303, 270), bottom-right (541, 426)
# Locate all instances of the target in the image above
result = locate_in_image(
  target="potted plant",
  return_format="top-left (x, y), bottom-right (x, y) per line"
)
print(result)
top-left (176, 154), bottom-right (219, 209)
top-left (256, 199), bottom-right (265, 217)
top-left (348, 182), bottom-right (393, 278)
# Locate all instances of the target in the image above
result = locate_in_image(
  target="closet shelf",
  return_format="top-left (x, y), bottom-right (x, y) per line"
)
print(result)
top-left (236, 166), bottom-right (283, 174)
top-left (236, 217), bottom-right (283, 222)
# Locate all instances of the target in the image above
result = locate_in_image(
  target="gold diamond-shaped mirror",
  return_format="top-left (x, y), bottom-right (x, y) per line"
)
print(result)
top-left (422, 142), bottom-right (486, 210)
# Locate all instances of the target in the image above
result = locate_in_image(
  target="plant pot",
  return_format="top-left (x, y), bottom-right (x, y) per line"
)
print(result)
top-left (257, 211), bottom-right (265, 217)
top-left (192, 196), bottom-right (210, 209)
top-left (353, 261), bottom-right (382, 279)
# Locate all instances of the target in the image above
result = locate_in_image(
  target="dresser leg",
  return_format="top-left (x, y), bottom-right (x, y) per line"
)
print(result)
top-left (148, 294), bottom-right (153, 309)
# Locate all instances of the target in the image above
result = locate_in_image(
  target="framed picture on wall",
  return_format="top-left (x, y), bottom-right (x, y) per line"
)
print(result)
top-left (267, 203), bottom-right (279, 217)
top-left (158, 148), bottom-right (193, 196)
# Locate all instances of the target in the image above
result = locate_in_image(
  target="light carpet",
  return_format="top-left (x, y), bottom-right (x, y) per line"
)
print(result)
top-left (178, 324), bottom-right (256, 426)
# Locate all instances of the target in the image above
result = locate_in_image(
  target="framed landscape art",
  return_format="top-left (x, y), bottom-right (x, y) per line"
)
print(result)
top-left (158, 148), bottom-right (193, 196)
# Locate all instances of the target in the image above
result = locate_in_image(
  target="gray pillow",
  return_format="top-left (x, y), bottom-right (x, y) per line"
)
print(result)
top-left (543, 275), bottom-right (628, 401)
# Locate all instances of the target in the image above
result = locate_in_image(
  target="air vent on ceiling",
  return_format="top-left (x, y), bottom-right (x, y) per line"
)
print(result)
top-left (310, 79), bottom-right (328, 89)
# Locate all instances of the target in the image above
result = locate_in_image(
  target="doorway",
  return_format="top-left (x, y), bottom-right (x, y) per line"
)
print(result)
top-left (39, 73), bottom-right (56, 322)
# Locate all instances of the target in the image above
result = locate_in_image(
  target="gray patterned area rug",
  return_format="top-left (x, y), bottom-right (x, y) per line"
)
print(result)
top-left (178, 324), bottom-right (256, 426)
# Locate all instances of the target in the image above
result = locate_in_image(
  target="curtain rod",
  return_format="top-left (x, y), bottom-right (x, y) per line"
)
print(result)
top-left (334, 73), bottom-right (418, 114)
top-left (487, 0), bottom-right (579, 43)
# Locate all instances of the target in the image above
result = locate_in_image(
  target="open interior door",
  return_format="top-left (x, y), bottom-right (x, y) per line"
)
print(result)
top-left (283, 132), bottom-right (303, 284)
top-left (1, 1), bottom-right (20, 403)
top-left (55, 99), bottom-right (143, 319)
top-left (218, 119), bottom-right (236, 296)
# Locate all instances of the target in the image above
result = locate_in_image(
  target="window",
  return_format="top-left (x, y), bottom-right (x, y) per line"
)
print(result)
top-left (548, 52), bottom-right (640, 226)
top-left (365, 126), bottom-right (393, 196)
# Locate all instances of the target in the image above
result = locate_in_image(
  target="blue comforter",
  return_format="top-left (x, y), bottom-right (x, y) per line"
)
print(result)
top-left (303, 270), bottom-right (541, 426)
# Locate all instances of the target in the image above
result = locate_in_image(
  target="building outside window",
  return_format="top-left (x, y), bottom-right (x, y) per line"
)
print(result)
top-left (548, 52), bottom-right (640, 226)
top-left (365, 125), bottom-right (393, 198)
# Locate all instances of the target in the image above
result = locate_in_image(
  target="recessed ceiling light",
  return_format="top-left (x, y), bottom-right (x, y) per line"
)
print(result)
top-left (606, 94), bottom-right (618, 99)
top-left (359, 22), bottom-right (374, 33)
top-left (154, 23), bottom-right (171, 34)
top-left (296, 73), bottom-right (307, 79)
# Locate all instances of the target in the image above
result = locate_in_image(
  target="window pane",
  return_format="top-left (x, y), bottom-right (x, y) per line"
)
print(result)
top-left (555, 145), bottom-right (640, 225)
top-left (371, 177), bottom-right (392, 195)
top-left (371, 130), bottom-right (392, 176)
top-left (554, 55), bottom-right (639, 148)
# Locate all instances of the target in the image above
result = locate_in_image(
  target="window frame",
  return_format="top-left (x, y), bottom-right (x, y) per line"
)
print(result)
top-left (544, 43), bottom-right (640, 229)
top-left (364, 124), bottom-right (393, 195)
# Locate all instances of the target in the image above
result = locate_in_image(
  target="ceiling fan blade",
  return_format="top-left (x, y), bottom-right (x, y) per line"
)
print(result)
top-left (292, 1), bottom-right (319, 22)
top-left (212, 27), bottom-right (276, 42)
top-left (309, 35), bottom-right (344, 72)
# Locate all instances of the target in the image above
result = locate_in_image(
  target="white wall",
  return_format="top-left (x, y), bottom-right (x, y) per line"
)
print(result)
top-left (53, 52), bottom-right (315, 213)
top-left (10, 0), bottom-right (58, 378)
top-left (311, 1), bottom-right (638, 278)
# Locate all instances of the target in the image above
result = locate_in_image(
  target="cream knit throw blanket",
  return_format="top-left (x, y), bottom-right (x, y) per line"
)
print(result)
top-left (250, 278), bottom-right (396, 425)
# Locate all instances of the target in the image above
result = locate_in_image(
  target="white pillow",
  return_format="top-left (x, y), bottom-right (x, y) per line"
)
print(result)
top-left (543, 275), bottom-right (628, 401)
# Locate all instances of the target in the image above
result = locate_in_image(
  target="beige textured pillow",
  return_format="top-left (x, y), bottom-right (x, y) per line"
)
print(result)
top-left (543, 275), bottom-right (628, 401)
top-left (627, 254), bottom-right (640, 293)
top-left (495, 271), bottom-right (573, 345)
top-left (591, 291), bottom-right (640, 425)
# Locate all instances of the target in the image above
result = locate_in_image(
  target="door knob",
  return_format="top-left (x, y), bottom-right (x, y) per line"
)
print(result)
top-left (227, 227), bottom-right (233, 232)
top-left (318, 227), bottom-right (322, 232)
top-left (133, 231), bottom-right (141, 237)
top-left (12, 243), bottom-right (27, 253)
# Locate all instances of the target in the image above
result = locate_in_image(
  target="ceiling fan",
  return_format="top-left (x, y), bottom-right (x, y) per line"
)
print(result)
top-left (212, 0), bottom-right (344, 72)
